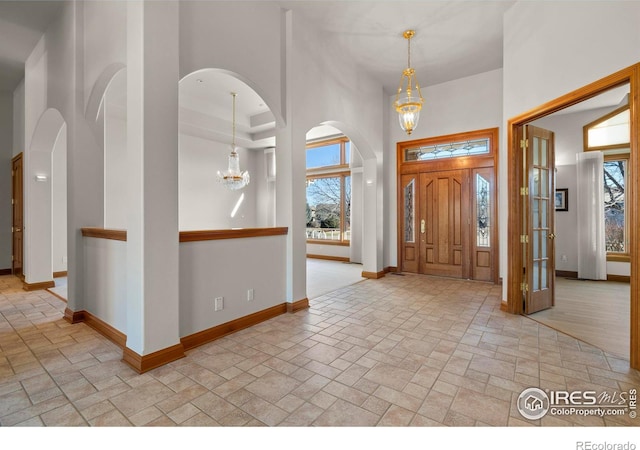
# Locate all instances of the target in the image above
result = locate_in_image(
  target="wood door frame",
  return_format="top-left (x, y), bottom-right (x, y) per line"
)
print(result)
top-left (11, 152), bottom-right (23, 279)
top-left (506, 63), bottom-right (640, 368)
top-left (397, 127), bottom-right (500, 283)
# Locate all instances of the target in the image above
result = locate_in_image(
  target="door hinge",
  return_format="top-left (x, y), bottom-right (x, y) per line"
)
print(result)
top-left (11, 198), bottom-right (14, 205)
top-left (520, 187), bottom-right (529, 196)
top-left (520, 139), bottom-right (528, 149)
top-left (11, 170), bottom-right (14, 177)
top-left (520, 282), bottom-right (528, 292)
top-left (11, 226), bottom-right (14, 233)
top-left (520, 235), bottom-right (529, 244)
top-left (11, 255), bottom-right (14, 261)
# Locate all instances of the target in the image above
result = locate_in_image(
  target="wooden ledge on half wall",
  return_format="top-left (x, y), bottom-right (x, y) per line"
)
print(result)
top-left (80, 227), bottom-right (289, 243)
top-left (81, 227), bottom-right (127, 241)
top-left (179, 227), bottom-right (288, 242)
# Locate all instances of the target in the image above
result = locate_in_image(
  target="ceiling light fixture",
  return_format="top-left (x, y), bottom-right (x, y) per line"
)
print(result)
top-left (394, 30), bottom-right (424, 136)
top-left (217, 92), bottom-right (250, 190)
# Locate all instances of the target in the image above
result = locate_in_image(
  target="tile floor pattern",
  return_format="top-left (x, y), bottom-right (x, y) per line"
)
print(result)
top-left (1, 272), bottom-right (639, 427)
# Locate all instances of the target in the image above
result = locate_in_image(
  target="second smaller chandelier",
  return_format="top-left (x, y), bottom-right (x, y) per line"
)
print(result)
top-left (394, 30), bottom-right (424, 136)
top-left (217, 92), bottom-right (250, 190)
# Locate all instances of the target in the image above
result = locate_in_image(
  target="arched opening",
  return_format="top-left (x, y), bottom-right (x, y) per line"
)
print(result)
top-left (25, 108), bottom-right (67, 287)
top-left (304, 123), bottom-right (367, 298)
top-left (178, 69), bottom-right (277, 230)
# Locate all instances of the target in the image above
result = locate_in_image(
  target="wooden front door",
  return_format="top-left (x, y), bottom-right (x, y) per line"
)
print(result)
top-left (397, 128), bottom-right (498, 282)
top-left (11, 153), bottom-right (23, 278)
top-left (419, 170), bottom-right (469, 278)
top-left (525, 125), bottom-right (556, 314)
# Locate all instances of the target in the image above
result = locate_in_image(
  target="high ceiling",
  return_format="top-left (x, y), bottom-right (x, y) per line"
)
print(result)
top-left (0, 1), bottom-right (63, 93)
top-left (0, 0), bottom-right (514, 94)
top-left (0, 0), bottom-right (626, 147)
top-left (277, 0), bottom-right (516, 94)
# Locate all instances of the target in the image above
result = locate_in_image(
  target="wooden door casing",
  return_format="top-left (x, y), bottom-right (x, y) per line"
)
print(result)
top-left (12, 153), bottom-right (23, 277)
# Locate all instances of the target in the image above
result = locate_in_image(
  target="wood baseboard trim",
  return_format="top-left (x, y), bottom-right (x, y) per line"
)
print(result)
top-left (0, 268), bottom-right (11, 276)
top-left (181, 303), bottom-right (288, 351)
top-left (608, 274), bottom-right (631, 283)
top-left (62, 308), bottom-right (126, 348)
top-left (306, 254), bottom-right (349, 262)
top-left (64, 307), bottom-right (85, 324)
top-left (53, 271), bottom-right (67, 278)
top-left (362, 270), bottom-right (386, 279)
top-left (84, 311), bottom-right (127, 348)
top-left (123, 343), bottom-right (186, 374)
top-left (287, 298), bottom-right (309, 313)
top-left (46, 288), bottom-right (67, 303)
top-left (384, 266), bottom-right (398, 273)
top-left (23, 280), bottom-right (55, 291)
top-left (556, 270), bottom-right (578, 278)
top-left (500, 300), bottom-right (508, 312)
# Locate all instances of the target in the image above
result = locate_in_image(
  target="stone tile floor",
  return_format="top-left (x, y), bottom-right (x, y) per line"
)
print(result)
top-left (1, 273), bottom-right (639, 427)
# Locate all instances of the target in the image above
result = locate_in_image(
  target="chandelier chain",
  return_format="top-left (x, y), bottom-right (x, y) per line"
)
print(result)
top-left (231, 92), bottom-right (237, 150)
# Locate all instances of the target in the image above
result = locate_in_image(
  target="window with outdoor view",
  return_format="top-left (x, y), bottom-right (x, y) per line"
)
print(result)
top-left (604, 158), bottom-right (627, 253)
top-left (584, 103), bottom-right (630, 258)
top-left (306, 138), bottom-right (351, 243)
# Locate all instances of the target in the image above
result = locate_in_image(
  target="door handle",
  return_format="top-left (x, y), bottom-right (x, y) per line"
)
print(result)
top-left (421, 219), bottom-right (425, 234)
top-left (14, 228), bottom-right (21, 232)
top-left (548, 233), bottom-right (555, 239)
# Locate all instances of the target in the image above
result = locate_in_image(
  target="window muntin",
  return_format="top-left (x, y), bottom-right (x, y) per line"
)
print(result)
top-left (305, 137), bottom-right (351, 243)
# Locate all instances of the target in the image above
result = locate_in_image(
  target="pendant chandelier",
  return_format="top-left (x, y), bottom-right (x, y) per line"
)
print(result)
top-left (394, 30), bottom-right (424, 136)
top-left (217, 92), bottom-right (250, 190)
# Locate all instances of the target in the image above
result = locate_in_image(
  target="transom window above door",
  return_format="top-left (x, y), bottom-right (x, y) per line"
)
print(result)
top-left (403, 137), bottom-right (490, 162)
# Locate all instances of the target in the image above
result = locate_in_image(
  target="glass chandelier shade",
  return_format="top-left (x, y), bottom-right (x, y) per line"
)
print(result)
top-left (217, 92), bottom-right (250, 190)
top-left (394, 30), bottom-right (424, 136)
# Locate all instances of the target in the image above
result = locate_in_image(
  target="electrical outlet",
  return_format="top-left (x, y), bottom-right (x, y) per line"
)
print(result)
top-left (247, 289), bottom-right (254, 301)
top-left (214, 297), bottom-right (223, 311)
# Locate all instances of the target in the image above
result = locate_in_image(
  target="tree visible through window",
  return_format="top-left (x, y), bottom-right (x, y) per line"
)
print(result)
top-left (305, 138), bottom-right (351, 243)
top-left (604, 159), bottom-right (626, 253)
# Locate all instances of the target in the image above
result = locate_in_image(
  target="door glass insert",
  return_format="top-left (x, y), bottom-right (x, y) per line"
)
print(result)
top-left (476, 174), bottom-right (490, 247)
top-left (404, 179), bottom-right (415, 243)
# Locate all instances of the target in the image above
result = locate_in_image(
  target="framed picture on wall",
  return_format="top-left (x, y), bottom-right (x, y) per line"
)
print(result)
top-left (555, 188), bottom-right (568, 211)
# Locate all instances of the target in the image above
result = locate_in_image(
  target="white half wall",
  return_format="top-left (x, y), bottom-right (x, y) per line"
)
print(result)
top-left (179, 235), bottom-right (287, 338)
top-left (82, 236), bottom-right (127, 334)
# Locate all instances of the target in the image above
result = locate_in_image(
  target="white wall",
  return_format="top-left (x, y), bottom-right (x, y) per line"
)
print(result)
top-left (385, 68), bottom-right (503, 268)
top-left (0, 92), bottom-right (13, 270)
top-left (12, 81), bottom-right (24, 156)
top-left (179, 1), bottom-right (283, 125)
top-left (179, 235), bottom-right (286, 337)
top-left (256, 148), bottom-right (276, 228)
top-left (502, 1), bottom-right (640, 297)
top-left (83, 237), bottom-right (127, 333)
top-left (103, 67), bottom-right (127, 230)
top-left (51, 124), bottom-right (67, 273)
top-left (179, 133), bottom-right (258, 230)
